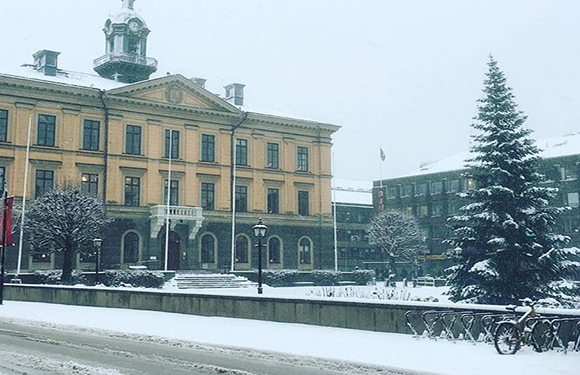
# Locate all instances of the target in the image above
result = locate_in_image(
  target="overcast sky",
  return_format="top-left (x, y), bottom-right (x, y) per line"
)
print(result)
top-left (2, 0), bottom-right (579, 181)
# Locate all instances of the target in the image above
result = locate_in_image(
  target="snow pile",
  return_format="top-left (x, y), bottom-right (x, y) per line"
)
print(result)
top-left (0, 301), bottom-right (577, 375)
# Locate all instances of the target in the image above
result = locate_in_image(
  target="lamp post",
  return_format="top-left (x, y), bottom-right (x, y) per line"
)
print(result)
top-left (93, 238), bottom-right (102, 285)
top-left (252, 218), bottom-right (267, 295)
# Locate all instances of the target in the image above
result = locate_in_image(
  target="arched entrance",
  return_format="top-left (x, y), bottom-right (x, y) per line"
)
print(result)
top-left (161, 231), bottom-right (181, 270)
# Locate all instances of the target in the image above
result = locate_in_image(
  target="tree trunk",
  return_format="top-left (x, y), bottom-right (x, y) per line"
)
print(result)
top-left (389, 256), bottom-right (396, 278)
top-left (61, 246), bottom-right (75, 284)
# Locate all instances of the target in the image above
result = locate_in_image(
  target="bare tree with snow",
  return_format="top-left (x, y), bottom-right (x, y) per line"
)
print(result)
top-left (366, 209), bottom-right (425, 277)
top-left (24, 184), bottom-right (110, 283)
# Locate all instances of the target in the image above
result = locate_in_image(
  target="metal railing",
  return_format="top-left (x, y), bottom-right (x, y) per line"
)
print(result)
top-left (93, 53), bottom-right (158, 68)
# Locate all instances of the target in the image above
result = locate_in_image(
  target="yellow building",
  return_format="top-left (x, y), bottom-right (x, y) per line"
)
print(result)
top-left (0, 0), bottom-right (339, 272)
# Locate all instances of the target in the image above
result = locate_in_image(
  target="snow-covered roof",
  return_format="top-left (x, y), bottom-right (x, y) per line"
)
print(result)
top-left (397, 132), bottom-right (580, 178)
top-left (333, 179), bottom-right (372, 205)
top-left (0, 64), bottom-right (126, 91)
top-left (109, 4), bottom-right (148, 29)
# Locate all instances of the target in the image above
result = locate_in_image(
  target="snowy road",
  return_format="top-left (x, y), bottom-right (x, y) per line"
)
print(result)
top-left (0, 319), bottom-right (430, 375)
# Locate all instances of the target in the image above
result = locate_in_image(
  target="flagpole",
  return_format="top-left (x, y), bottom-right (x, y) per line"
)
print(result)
top-left (16, 115), bottom-right (32, 276)
top-left (164, 130), bottom-right (173, 272)
top-left (0, 181), bottom-right (7, 304)
top-left (230, 139), bottom-right (237, 272)
top-left (332, 152), bottom-right (338, 272)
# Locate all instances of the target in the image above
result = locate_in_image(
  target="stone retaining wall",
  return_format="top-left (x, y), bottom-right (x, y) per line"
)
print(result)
top-left (4, 285), bottom-right (579, 336)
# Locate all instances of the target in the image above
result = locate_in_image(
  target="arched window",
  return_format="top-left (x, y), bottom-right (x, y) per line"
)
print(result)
top-left (123, 232), bottom-right (140, 264)
top-left (235, 236), bottom-right (249, 263)
top-left (299, 237), bottom-right (312, 265)
top-left (201, 234), bottom-right (216, 264)
top-left (268, 237), bottom-right (281, 264)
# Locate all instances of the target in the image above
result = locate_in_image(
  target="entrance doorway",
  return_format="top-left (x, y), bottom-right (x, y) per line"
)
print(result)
top-left (161, 231), bottom-right (181, 270)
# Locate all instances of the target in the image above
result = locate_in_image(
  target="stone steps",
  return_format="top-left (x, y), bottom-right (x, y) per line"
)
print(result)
top-left (174, 273), bottom-right (255, 289)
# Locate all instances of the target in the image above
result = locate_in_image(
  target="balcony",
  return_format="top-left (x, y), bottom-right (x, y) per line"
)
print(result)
top-left (93, 53), bottom-right (158, 69)
top-left (150, 205), bottom-right (204, 240)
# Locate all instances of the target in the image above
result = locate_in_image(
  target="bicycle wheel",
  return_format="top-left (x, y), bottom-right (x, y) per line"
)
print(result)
top-left (531, 321), bottom-right (553, 353)
top-left (494, 322), bottom-right (521, 355)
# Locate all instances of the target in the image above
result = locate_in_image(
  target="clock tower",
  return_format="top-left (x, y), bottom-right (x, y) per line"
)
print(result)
top-left (94, 0), bottom-right (158, 83)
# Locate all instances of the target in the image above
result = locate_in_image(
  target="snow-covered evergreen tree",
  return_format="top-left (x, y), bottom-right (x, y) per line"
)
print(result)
top-left (24, 185), bottom-right (110, 283)
top-left (447, 56), bottom-right (580, 305)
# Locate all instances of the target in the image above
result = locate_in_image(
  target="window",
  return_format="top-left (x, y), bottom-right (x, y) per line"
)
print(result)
top-left (386, 186), bottom-right (398, 199)
top-left (0, 109), bottom-right (8, 142)
top-left (448, 200), bottom-right (462, 215)
top-left (235, 236), bottom-right (249, 263)
top-left (431, 181), bottom-right (443, 195)
top-left (125, 125), bottom-right (142, 155)
top-left (297, 146), bottom-right (309, 172)
top-left (123, 232), bottom-right (139, 264)
top-left (567, 192), bottom-right (579, 207)
top-left (201, 183), bottom-right (215, 211)
top-left (37, 114), bottom-right (56, 146)
top-left (201, 234), bottom-right (216, 263)
top-left (164, 129), bottom-right (180, 159)
top-left (35, 170), bottom-right (53, 198)
top-left (298, 238), bottom-right (312, 264)
top-left (267, 143), bottom-right (279, 169)
top-left (267, 188), bottom-right (279, 214)
top-left (124, 177), bottom-right (140, 206)
top-left (164, 179), bottom-right (179, 206)
top-left (81, 173), bottom-right (98, 197)
top-left (298, 190), bottom-right (309, 216)
top-left (402, 184), bottom-right (413, 197)
top-left (404, 206), bottom-right (414, 215)
top-left (431, 202), bottom-right (444, 217)
top-left (32, 250), bottom-right (51, 263)
top-left (449, 179), bottom-right (460, 193)
top-left (82, 120), bottom-right (100, 151)
top-left (235, 185), bottom-right (248, 212)
top-left (268, 237), bottom-right (281, 264)
top-left (415, 183), bottom-right (427, 196)
top-left (560, 166), bottom-right (578, 181)
top-left (201, 134), bottom-right (215, 162)
top-left (417, 205), bottom-right (428, 217)
top-left (0, 166), bottom-right (5, 190)
top-left (236, 138), bottom-right (248, 166)
top-left (465, 178), bottom-right (476, 190)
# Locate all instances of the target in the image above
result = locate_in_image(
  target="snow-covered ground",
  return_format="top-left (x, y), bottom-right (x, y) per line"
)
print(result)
top-left (0, 299), bottom-right (578, 375)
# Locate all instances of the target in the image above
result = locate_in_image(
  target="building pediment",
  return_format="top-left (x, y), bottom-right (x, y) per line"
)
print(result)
top-left (107, 74), bottom-right (241, 114)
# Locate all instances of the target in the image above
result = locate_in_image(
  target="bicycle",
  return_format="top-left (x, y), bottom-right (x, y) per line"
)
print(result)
top-left (493, 298), bottom-right (552, 355)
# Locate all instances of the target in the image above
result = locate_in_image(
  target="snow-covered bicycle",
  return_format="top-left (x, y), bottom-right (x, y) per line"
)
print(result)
top-left (493, 299), bottom-right (552, 355)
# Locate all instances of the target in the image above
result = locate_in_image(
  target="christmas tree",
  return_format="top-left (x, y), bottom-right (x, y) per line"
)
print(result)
top-left (447, 56), bottom-right (580, 305)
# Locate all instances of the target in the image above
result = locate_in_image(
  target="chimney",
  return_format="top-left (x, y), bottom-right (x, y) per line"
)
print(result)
top-left (33, 50), bottom-right (61, 77)
top-left (224, 83), bottom-right (245, 106)
top-left (190, 77), bottom-right (207, 89)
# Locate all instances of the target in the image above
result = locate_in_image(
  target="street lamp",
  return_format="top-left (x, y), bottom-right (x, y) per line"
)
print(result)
top-left (93, 238), bottom-right (102, 285)
top-left (252, 218), bottom-right (267, 294)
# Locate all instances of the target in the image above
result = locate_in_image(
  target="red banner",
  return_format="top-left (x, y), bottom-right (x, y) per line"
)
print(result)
top-left (0, 197), bottom-right (13, 246)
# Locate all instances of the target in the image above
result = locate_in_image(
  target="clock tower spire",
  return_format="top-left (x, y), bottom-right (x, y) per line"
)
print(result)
top-left (93, 0), bottom-right (158, 83)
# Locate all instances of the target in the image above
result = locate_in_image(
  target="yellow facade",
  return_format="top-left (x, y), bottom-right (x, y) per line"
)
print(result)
top-left (0, 73), bottom-right (340, 271)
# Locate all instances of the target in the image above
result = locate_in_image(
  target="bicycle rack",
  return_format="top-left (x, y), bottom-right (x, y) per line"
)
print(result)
top-left (460, 312), bottom-right (489, 343)
top-left (440, 311), bottom-right (458, 342)
top-left (575, 321), bottom-right (580, 352)
top-left (422, 310), bottom-right (442, 340)
top-left (550, 318), bottom-right (580, 353)
top-left (481, 314), bottom-right (516, 344)
top-left (405, 310), bottom-right (423, 338)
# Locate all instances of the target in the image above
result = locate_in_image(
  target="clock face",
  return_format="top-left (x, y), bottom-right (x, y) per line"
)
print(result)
top-left (128, 21), bottom-right (140, 32)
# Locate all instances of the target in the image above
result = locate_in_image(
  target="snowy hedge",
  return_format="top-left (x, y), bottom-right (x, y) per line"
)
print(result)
top-left (101, 270), bottom-right (164, 288)
top-left (241, 269), bottom-right (375, 287)
top-left (33, 270), bottom-right (88, 285)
